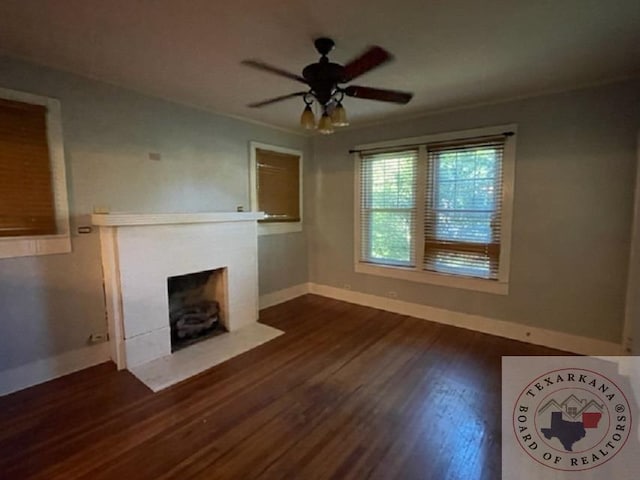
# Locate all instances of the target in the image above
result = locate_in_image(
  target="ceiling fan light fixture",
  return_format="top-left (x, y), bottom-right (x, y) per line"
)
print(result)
top-left (317, 112), bottom-right (334, 134)
top-left (300, 104), bottom-right (316, 129)
top-left (330, 102), bottom-right (349, 127)
top-left (241, 37), bottom-right (413, 133)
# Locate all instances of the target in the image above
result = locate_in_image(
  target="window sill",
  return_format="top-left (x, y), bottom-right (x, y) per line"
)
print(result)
top-left (355, 262), bottom-right (509, 295)
top-left (0, 234), bottom-right (71, 259)
top-left (258, 222), bottom-right (302, 236)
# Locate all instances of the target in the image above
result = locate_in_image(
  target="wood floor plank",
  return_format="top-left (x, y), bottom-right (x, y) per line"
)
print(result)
top-left (0, 295), bottom-right (568, 479)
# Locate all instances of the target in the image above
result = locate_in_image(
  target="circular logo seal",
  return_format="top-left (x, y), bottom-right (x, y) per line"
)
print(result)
top-left (512, 368), bottom-right (632, 472)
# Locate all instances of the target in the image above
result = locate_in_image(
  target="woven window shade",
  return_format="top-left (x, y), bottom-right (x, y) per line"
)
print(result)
top-left (256, 148), bottom-right (300, 222)
top-left (0, 98), bottom-right (56, 237)
top-left (424, 137), bottom-right (505, 279)
top-left (359, 149), bottom-right (418, 266)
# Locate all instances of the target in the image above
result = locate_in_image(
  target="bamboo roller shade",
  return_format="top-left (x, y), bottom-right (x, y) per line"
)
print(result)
top-left (256, 148), bottom-right (300, 222)
top-left (0, 98), bottom-right (56, 237)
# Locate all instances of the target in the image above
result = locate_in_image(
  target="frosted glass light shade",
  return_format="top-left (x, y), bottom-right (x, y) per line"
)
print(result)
top-left (317, 113), bottom-right (334, 134)
top-left (330, 103), bottom-right (349, 127)
top-left (300, 105), bottom-right (316, 129)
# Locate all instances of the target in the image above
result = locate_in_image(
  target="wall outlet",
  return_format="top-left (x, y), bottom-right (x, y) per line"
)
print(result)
top-left (89, 333), bottom-right (108, 343)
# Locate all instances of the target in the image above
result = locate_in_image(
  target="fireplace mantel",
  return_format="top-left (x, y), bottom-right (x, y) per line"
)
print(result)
top-left (93, 211), bottom-right (270, 383)
top-left (92, 211), bottom-right (264, 227)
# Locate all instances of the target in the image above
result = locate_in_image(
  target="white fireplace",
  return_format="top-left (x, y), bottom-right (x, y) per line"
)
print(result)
top-left (92, 212), bottom-right (281, 390)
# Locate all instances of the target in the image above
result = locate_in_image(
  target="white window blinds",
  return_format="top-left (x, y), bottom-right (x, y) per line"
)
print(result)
top-left (359, 149), bottom-right (418, 266)
top-left (424, 137), bottom-right (505, 279)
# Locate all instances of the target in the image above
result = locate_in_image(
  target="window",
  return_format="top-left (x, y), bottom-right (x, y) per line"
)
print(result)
top-left (424, 138), bottom-right (504, 279)
top-left (250, 142), bottom-right (303, 235)
top-left (0, 87), bottom-right (70, 259)
top-left (355, 125), bottom-right (515, 294)
top-left (360, 149), bottom-right (418, 266)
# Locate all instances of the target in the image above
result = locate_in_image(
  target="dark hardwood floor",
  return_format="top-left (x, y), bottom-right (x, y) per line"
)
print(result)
top-left (0, 295), bottom-right (566, 479)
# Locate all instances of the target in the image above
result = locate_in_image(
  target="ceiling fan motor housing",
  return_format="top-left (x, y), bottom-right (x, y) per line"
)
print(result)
top-left (314, 37), bottom-right (335, 56)
top-left (302, 61), bottom-right (344, 106)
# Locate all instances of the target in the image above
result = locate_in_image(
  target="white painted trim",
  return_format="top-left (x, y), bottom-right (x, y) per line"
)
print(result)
top-left (97, 227), bottom-right (127, 369)
top-left (0, 342), bottom-right (110, 397)
top-left (355, 263), bottom-right (509, 295)
top-left (414, 145), bottom-right (428, 269)
top-left (353, 152), bottom-right (362, 267)
top-left (91, 211), bottom-right (264, 227)
top-left (308, 283), bottom-right (624, 356)
top-left (497, 129), bottom-right (516, 284)
top-left (0, 281), bottom-right (624, 396)
top-left (259, 283), bottom-right (312, 310)
top-left (0, 234), bottom-right (71, 259)
top-left (249, 141), bottom-right (303, 235)
top-left (0, 87), bottom-right (71, 260)
top-left (353, 124), bottom-right (516, 294)
top-left (623, 129), bottom-right (640, 353)
top-left (255, 281), bottom-right (623, 355)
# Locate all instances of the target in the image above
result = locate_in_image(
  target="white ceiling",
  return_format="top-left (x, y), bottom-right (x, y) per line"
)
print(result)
top-left (0, 0), bottom-right (638, 132)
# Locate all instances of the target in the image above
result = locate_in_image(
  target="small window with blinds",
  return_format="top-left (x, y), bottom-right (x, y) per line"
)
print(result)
top-left (250, 142), bottom-right (303, 234)
top-left (360, 149), bottom-right (418, 266)
top-left (0, 87), bottom-right (70, 259)
top-left (355, 126), bottom-right (515, 294)
top-left (424, 138), bottom-right (504, 279)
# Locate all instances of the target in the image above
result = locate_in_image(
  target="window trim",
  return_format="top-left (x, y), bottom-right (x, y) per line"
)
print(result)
top-left (0, 87), bottom-right (71, 259)
top-left (249, 141), bottom-right (303, 236)
top-left (354, 124), bottom-right (516, 295)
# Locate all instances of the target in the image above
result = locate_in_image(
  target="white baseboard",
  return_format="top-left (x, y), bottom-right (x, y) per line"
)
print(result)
top-left (308, 283), bottom-right (624, 356)
top-left (259, 282), bottom-right (312, 309)
top-left (0, 342), bottom-right (111, 397)
top-left (3, 282), bottom-right (623, 396)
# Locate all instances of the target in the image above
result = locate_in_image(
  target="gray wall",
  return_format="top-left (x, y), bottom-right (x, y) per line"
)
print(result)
top-left (633, 132), bottom-right (640, 355)
top-left (308, 80), bottom-right (640, 344)
top-left (1, 53), bottom-right (637, 374)
top-left (0, 56), bottom-right (310, 371)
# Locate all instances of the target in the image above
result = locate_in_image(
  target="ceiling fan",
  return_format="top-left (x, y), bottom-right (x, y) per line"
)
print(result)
top-left (241, 37), bottom-right (413, 133)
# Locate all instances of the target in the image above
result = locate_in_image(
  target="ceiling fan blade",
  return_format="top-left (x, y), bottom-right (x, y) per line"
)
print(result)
top-left (247, 91), bottom-right (307, 108)
top-left (342, 46), bottom-right (393, 82)
top-left (241, 60), bottom-right (307, 84)
top-left (344, 85), bottom-right (413, 104)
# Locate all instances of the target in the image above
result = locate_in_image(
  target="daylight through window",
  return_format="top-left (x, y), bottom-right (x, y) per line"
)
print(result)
top-left (358, 131), bottom-right (512, 283)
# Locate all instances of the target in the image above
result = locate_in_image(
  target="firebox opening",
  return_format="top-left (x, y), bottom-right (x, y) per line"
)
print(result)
top-left (167, 267), bottom-right (228, 352)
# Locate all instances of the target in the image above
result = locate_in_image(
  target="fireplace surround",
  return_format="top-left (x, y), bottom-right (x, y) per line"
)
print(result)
top-left (92, 212), bottom-right (279, 389)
